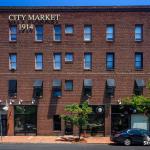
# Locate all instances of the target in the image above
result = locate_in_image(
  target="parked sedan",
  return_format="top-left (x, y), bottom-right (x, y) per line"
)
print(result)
top-left (111, 128), bottom-right (150, 146)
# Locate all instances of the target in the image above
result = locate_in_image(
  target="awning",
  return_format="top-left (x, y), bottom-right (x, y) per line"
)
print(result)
top-left (33, 80), bottom-right (43, 87)
top-left (106, 79), bottom-right (115, 87)
top-left (53, 79), bottom-right (61, 87)
top-left (9, 80), bottom-right (17, 92)
top-left (84, 79), bottom-right (92, 87)
top-left (135, 79), bottom-right (145, 87)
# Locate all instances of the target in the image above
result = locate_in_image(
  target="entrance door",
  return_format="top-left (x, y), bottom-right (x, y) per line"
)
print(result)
top-left (131, 114), bottom-right (149, 130)
top-left (0, 114), bottom-right (7, 136)
top-left (65, 121), bottom-right (73, 135)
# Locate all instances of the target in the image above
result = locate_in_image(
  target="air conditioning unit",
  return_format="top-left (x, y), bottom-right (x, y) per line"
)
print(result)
top-left (10, 68), bottom-right (16, 71)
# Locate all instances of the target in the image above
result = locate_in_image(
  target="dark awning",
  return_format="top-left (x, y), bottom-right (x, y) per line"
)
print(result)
top-left (106, 79), bottom-right (115, 87)
top-left (84, 79), bottom-right (92, 87)
top-left (9, 80), bottom-right (17, 92)
top-left (135, 79), bottom-right (145, 87)
top-left (53, 79), bottom-right (61, 87)
top-left (33, 80), bottom-right (43, 87)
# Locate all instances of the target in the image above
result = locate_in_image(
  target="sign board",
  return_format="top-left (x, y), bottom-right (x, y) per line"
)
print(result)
top-left (8, 14), bottom-right (60, 32)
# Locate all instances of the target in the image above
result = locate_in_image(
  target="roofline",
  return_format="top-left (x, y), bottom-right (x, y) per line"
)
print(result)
top-left (0, 6), bottom-right (150, 13)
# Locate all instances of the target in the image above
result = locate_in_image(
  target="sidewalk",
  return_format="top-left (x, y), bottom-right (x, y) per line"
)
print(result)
top-left (0, 136), bottom-right (112, 144)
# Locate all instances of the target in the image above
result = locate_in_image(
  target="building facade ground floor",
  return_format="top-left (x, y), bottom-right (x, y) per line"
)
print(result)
top-left (0, 104), bottom-right (149, 136)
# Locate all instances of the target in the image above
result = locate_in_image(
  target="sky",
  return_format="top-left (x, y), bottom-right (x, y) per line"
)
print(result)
top-left (0, 0), bottom-right (150, 6)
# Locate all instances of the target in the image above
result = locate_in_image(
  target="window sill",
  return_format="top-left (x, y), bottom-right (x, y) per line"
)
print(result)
top-left (53, 69), bottom-right (61, 71)
top-left (35, 69), bottom-right (43, 71)
top-left (106, 40), bottom-right (114, 42)
top-left (52, 96), bottom-right (62, 99)
top-left (53, 130), bottom-right (61, 132)
top-left (53, 40), bottom-right (62, 43)
top-left (135, 69), bottom-right (143, 71)
top-left (65, 33), bottom-right (74, 35)
top-left (84, 69), bottom-right (92, 71)
top-left (34, 40), bottom-right (43, 43)
top-left (65, 89), bottom-right (73, 91)
top-left (9, 41), bottom-right (17, 43)
top-left (135, 40), bottom-right (143, 43)
top-left (65, 61), bottom-right (73, 64)
top-left (106, 69), bottom-right (115, 71)
top-left (9, 69), bottom-right (17, 72)
top-left (83, 40), bottom-right (92, 43)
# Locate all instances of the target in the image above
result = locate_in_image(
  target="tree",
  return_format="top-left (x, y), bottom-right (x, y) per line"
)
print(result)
top-left (122, 95), bottom-right (150, 114)
top-left (62, 101), bottom-right (92, 140)
top-left (121, 80), bottom-right (150, 115)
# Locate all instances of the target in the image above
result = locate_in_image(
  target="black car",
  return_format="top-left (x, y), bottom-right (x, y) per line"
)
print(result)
top-left (111, 128), bottom-right (150, 146)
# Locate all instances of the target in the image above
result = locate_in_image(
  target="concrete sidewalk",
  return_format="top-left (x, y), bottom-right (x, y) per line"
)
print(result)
top-left (0, 136), bottom-right (112, 144)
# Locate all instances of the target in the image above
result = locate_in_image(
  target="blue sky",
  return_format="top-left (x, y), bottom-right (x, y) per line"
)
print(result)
top-left (0, 0), bottom-right (150, 6)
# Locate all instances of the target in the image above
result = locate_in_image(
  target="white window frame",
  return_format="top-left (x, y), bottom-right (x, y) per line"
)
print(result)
top-left (53, 53), bottom-right (62, 70)
top-left (135, 25), bottom-right (143, 41)
top-left (84, 25), bottom-right (92, 41)
top-left (65, 53), bottom-right (73, 63)
top-left (53, 25), bottom-right (61, 41)
top-left (84, 53), bottom-right (92, 70)
top-left (35, 25), bottom-right (43, 41)
top-left (9, 54), bottom-right (17, 70)
top-left (106, 25), bottom-right (114, 41)
top-left (35, 53), bottom-right (43, 70)
top-left (9, 25), bottom-right (17, 41)
top-left (65, 25), bottom-right (74, 34)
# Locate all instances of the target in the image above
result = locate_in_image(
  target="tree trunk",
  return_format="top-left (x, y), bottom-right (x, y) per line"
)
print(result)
top-left (78, 126), bottom-right (82, 141)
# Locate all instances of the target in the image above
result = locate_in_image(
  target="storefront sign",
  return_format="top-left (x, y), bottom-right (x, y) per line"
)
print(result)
top-left (8, 14), bottom-right (60, 32)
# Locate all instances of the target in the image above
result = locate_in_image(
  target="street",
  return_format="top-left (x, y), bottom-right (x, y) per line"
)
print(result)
top-left (0, 144), bottom-right (149, 150)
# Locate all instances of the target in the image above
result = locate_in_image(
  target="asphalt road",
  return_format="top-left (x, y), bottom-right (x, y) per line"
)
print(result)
top-left (0, 144), bottom-right (149, 150)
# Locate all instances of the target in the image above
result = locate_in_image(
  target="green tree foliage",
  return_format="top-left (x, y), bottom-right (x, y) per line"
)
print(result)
top-left (62, 101), bottom-right (92, 140)
top-left (121, 80), bottom-right (150, 115)
top-left (122, 95), bottom-right (150, 113)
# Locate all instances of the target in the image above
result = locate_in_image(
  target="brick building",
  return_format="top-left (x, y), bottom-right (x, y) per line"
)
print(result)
top-left (0, 6), bottom-right (150, 136)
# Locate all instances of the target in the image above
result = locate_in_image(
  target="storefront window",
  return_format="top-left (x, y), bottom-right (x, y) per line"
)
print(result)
top-left (111, 105), bottom-right (131, 135)
top-left (82, 105), bottom-right (105, 136)
top-left (14, 105), bottom-right (37, 135)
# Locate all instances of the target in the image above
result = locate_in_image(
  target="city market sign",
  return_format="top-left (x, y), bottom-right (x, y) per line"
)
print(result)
top-left (8, 14), bottom-right (60, 32)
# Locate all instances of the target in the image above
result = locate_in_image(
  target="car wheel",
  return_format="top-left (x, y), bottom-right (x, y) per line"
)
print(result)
top-left (124, 138), bottom-right (131, 146)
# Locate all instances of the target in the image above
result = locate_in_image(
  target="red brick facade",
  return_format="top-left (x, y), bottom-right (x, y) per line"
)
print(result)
top-left (0, 6), bottom-right (150, 136)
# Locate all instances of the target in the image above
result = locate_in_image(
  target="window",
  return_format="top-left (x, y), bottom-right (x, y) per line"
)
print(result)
top-left (35, 53), bottom-right (43, 70)
top-left (65, 53), bottom-right (73, 63)
top-left (106, 79), bottom-right (116, 97)
top-left (9, 54), bottom-right (17, 70)
top-left (54, 25), bottom-right (61, 41)
top-left (9, 25), bottom-right (17, 41)
top-left (65, 80), bottom-right (73, 91)
top-left (35, 25), bottom-right (43, 41)
top-left (84, 53), bottom-right (92, 70)
top-left (106, 53), bottom-right (115, 70)
top-left (8, 80), bottom-right (17, 98)
top-left (111, 105), bottom-right (130, 134)
top-left (53, 53), bottom-right (61, 70)
top-left (135, 25), bottom-right (143, 41)
top-left (65, 25), bottom-right (74, 34)
top-left (134, 79), bottom-right (145, 96)
top-left (14, 106), bottom-right (37, 135)
top-left (106, 25), bottom-right (114, 41)
top-left (83, 79), bottom-right (92, 97)
top-left (82, 105), bottom-right (105, 136)
top-left (52, 79), bottom-right (62, 97)
top-left (135, 52), bottom-right (143, 70)
top-left (33, 80), bottom-right (43, 98)
top-left (53, 115), bottom-right (61, 131)
top-left (84, 25), bottom-right (92, 41)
